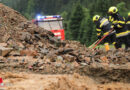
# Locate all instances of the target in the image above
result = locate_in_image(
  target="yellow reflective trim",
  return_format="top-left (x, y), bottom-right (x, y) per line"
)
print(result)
top-left (96, 29), bottom-right (101, 31)
top-left (109, 16), bottom-right (114, 22)
top-left (111, 25), bottom-right (114, 28)
top-left (104, 43), bottom-right (109, 45)
top-left (118, 21), bottom-right (125, 24)
top-left (113, 20), bottom-right (118, 24)
top-left (104, 32), bottom-right (109, 35)
top-left (112, 42), bottom-right (116, 45)
top-left (123, 17), bottom-right (125, 20)
top-left (117, 24), bottom-right (122, 28)
top-left (126, 21), bottom-right (130, 24)
top-left (116, 31), bottom-right (129, 37)
top-left (100, 19), bottom-right (108, 28)
top-left (97, 33), bottom-right (101, 36)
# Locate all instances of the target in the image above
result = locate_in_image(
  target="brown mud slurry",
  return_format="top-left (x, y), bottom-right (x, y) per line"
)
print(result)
top-left (0, 3), bottom-right (130, 90)
top-left (0, 72), bottom-right (130, 90)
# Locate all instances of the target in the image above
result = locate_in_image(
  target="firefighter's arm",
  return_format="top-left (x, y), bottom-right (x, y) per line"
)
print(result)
top-left (117, 20), bottom-right (125, 28)
top-left (111, 20), bottom-right (118, 29)
top-left (116, 17), bottom-right (125, 28)
top-left (96, 28), bottom-right (101, 39)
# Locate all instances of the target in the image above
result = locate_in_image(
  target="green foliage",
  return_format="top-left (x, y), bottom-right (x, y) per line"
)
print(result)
top-left (24, 0), bottom-right (35, 19)
top-left (68, 2), bottom-right (84, 40)
top-left (117, 2), bottom-right (128, 17)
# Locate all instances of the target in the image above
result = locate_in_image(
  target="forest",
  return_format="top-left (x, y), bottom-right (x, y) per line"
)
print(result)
top-left (0, 0), bottom-right (130, 46)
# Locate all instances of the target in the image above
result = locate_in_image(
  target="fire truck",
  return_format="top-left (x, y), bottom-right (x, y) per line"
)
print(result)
top-left (32, 15), bottom-right (65, 40)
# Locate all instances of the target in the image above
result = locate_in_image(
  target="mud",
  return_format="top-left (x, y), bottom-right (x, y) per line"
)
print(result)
top-left (1, 72), bottom-right (130, 90)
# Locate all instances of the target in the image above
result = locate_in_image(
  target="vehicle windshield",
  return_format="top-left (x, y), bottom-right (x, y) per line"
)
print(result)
top-left (38, 20), bottom-right (63, 30)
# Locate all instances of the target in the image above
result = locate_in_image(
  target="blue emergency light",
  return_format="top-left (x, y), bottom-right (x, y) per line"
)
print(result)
top-left (36, 15), bottom-right (61, 21)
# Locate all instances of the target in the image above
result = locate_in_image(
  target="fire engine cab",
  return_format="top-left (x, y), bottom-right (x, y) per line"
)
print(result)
top-left (32, 15), bottom-right (65, 40)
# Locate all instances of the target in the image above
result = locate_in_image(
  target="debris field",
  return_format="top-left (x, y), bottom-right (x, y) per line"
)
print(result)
top-left (0, 3), bottom-right (130, 90)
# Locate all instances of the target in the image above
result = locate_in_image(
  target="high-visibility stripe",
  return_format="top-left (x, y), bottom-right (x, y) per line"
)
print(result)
top-left (100, 19), bottom-right (108, 28)
top-left (104, 43), bottom-right (109, 45)
top-left (96, 29), bottom-right (101, 31)
top-left (97, 33), bottom-right (101, 36)
top-left (112, 42), bottom-right (116, 45)
top-left (111, 25), bottom-right (114, 28)
top-left (123, 17), bottom-right (125, 20)
top-left (126, 21), bottom-right (130, 24)
top-left (109, 16), bottom-right (114, 22)
top-left (116, 31), bottom-right (129, 37)
top-left (117, 24), bottom-right (123, 28)
top-left (118, 21), bottom-right (125, 24)
top-left (113, 20), bottom-right (118, 24)
top-left (103, 32), bottom-right (109, 35)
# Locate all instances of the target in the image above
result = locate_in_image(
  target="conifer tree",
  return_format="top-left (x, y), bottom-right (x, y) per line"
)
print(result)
top-left (68, 2), bottom-right (84, 40)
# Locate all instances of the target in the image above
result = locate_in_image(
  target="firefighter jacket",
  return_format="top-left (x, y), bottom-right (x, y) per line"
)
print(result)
top-left (109, 13), bottom-right (129, 38)
top-left (126, 17), bottom-right (130, 33)
top-left (96, 17), bottom-right (113, 39)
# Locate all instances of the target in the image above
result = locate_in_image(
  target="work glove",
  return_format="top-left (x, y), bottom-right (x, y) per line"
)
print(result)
top-left (98, 36), bottom-right (101, 39)
top-left (112, 23), bottom-right (118, 29)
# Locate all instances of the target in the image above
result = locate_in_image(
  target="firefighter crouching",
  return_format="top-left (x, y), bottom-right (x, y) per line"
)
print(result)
top-left (108, 6), bottom-right (130, 50)
top-left (93, 15), bottom-right (116, 51)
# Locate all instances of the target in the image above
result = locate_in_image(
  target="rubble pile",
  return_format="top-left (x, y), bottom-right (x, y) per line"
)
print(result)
top-left (0, 3), bottom-right (130, 84)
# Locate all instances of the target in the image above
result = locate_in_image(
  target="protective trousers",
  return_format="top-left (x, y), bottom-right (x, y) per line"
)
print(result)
top-left (115, 35), bottom-right (130, 50)
top-left (103, 33), bottom-right (116, 45)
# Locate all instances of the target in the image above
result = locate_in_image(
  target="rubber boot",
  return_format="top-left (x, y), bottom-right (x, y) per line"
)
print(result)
top-left (104, 43), bottom-right (110, 51)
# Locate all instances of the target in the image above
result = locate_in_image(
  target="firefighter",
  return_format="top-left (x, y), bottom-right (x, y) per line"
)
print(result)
top-left (125, 12), bottom-right (130, 50)
top-left (93, 15), bottom-right (116, 51)
top-left (126, 12), bottom-right (130, 30)
top-left (108, 6), bottom-right (130, 50)
top-left (126, 12), bottom-right (130, 37)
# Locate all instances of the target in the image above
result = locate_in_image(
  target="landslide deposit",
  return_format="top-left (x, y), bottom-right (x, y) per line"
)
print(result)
top-left (0, 3), bottom-right (130, 90)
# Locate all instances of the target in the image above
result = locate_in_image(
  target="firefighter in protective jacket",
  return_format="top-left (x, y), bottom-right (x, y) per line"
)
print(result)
top-left (108, 6), bottom-right (130, 50)
top-left (93, 15), bottom-right (116, 51)
top-left (126, 12), bottom-right (130, 31)
top-left (126, 12), bottom-right (130, 36)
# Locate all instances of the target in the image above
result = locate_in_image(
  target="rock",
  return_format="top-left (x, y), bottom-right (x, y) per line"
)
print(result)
top-left (17, 42), bottom-right (25, 49)
top-left (20, 50), bottom-right (38, 57)
top-left (19, 32), bottom-right (32, 41)
top-left (84, 57), bottom-right (91, 62)
top-left (0, 60), bottom-right (4, 63)
top-left (0, 46), bottom-right (13, 56)
top-left (55, 63), bottom-right (62, 68)
top-left (72, 61), bottom-right (79, 67)
top-left (10, 51), bottom-right (20, 56)
top-left (101, 63), bottom-right (109, 67)
top-left (63, 54), bottom-right (75, 62)
top-left (40, 48), bottom-right (49, 54)
top-left (0, 43), bottom-right (7, 47)
top-left (56, 56), bottom-right (63, 61)
top-left (100, 56), bottom-right (108, 61)
top-left (0, 56), bottom-right (4, 59)
top-left (38, 42), bottom-right (43, 47)
top-left (80, 63), bottom-right (87, 66)
top-left (39, 66), bottom-right (44, 70)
